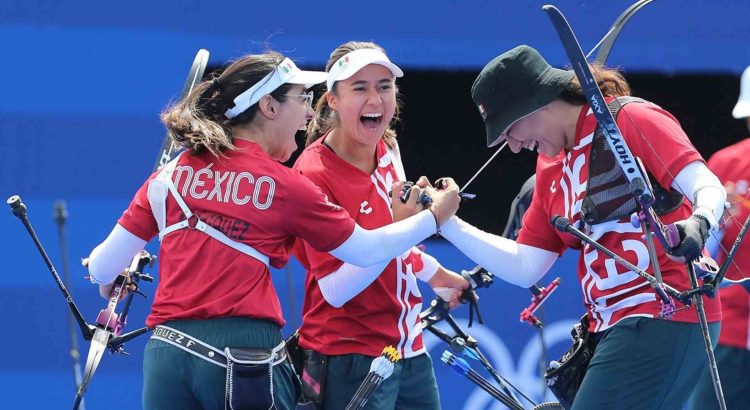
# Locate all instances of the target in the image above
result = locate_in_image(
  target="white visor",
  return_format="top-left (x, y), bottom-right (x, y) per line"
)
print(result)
top-left (732, 66), bottom-right (750, 119)
top-left (224, 58), bottom-right (327, 119)
top-left (326, 49), bottom-right (403, 91)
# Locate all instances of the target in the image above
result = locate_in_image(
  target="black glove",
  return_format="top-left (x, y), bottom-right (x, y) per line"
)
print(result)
top-left (667, 214), bottom-right (710, 262)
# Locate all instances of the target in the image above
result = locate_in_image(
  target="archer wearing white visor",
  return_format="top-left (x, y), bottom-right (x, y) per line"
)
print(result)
top-left (293, 42), bottom-right (466, 410)
top-left (87, 50), bottom-right (460, 410)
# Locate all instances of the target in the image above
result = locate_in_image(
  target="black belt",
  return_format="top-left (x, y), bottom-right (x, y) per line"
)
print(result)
top-left (151, 325), bottom-right (286, 368)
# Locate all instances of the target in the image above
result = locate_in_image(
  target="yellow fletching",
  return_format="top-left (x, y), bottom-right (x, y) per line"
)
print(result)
top-left (381, 346), bottom-right (401, 363)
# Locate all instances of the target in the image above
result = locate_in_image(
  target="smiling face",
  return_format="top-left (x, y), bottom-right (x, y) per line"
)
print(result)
top-left (269, 84), bottom-right (314, 162)
top-left (504, 105), bottom-right (568, 157)
top-left (327, 64), bottom-right (397, 147)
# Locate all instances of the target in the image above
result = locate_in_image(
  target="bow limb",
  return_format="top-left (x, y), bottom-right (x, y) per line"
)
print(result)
top-left (589, 0), bottom-right (654, 64)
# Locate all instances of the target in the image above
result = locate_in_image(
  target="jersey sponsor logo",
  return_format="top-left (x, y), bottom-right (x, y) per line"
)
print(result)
top-left (173, 163), bottom-right (276, 209)
top-left (359, 200), bottom-right (373, 215)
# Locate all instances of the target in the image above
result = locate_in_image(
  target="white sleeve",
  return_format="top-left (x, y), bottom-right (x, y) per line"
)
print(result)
top-left (88, 224), bottom-right (148, 285)
top-left (411, 248), bottom-right (440, 282)
top-left (318, 261), bottom-right (389, 308)
top-left (318, 246), bottom-right (439, 307)
top-left (329, 210), bottom-right (437, 266)
top-left (440, 216), bottom-right (558, 288)
top-left (671, 160), bottom-right (726, 230)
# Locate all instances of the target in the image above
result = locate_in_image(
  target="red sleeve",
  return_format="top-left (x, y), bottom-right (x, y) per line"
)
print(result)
top-left (292, 150), bottom-right (352, 279)
top-left (618, 103), bottom-right (703, 190)
top-left (516, 162), bottom-right (566, 254)
top-left (707, 146), bottom-right (732, 180)
top-left (117, 178), bottom-right (159, 241)
top-left (285, 171), bottom-right (355, 254)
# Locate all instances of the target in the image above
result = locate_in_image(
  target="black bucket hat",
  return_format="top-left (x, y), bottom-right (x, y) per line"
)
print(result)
top-left (472, 45), bottom-right (574, 147)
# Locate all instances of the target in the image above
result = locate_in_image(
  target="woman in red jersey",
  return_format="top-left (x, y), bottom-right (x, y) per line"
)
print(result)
top-left (445, 45), bottom-right (727, 409)
top-left (86, 50), bottom-right (460, 410)
top-left (293, 41), bottom-right (468, 410)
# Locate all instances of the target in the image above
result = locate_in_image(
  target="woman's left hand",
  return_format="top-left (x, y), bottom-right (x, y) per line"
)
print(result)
top-left (428, 268), bottom-right (470, 309)
top-left (666, 215), bottom-right (710, 263)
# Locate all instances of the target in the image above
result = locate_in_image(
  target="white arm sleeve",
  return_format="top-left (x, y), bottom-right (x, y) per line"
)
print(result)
top-left (440, 216), bottom-right (558, 288)
top-left (414, 250), bottom-right (440, 282)
top-left (88, 224), bottom-right (147, 285)
top-left (671, 160), bottom-right (726, 230)
top-left (329, 210), bottom-right (437, 266)
top-left (318, 246), bottom-right (440, 307)
top-left (318, 261), bottom-right (389, 308)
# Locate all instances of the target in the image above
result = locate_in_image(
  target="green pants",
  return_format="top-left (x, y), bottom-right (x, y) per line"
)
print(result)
top-left (143, 317), bottom-right (299, 410)
top-left (688, 344), bottom-right (750, 410)
top-left (321, 352), bottom-right (440, 410)
top-left (571, 317), bottom-right (720, 410)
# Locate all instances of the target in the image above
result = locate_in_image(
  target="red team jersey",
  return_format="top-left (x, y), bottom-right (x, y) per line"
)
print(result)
top-left (118, 139), bottom-right (355, 328)
top-left (294, 136), bottom-right (426, 358)
top-left (518, 100), bottom-right (721, 332)
top-left (708, 138), bottom-right (750, 349)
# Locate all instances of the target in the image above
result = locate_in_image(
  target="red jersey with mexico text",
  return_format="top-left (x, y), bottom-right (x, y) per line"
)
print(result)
top-left (708, 138), bottom-right (750, 349)
top-left (118, 139), bottom-right (355, 328)
top-left (294, 136), bottom-right (426, 358)
top-left (518, 100), bottom-right (721, 332)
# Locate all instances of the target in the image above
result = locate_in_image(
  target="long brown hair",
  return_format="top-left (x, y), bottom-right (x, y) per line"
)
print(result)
top-left (160, 51), bottom-right (293, 156)
top-left (305, 41), bottom-right (402, 148)
top-left (559, 64), bottom-right (632, 104)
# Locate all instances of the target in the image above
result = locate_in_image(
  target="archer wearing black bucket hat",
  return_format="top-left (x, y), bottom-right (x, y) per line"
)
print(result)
top-left (441, 43), bottom-right (729, 409)
top-left (471, 45), bottom-right (574, 147)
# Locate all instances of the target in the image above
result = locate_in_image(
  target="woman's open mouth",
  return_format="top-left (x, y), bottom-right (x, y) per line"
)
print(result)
top-left (360, 112), bottom-right (383, 130)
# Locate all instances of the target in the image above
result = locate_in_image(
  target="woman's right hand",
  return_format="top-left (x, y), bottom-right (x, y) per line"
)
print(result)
top-left (391, 181), bottom-right (425, 222)
top-left (427, 177), bottom-right (460, 225)
top-left (82, 257), bottom-right (135, 299)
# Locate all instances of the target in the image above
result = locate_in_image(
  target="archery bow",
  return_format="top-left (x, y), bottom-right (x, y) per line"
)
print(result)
top-left (6, 195), bottom-right (155, 410)
top-left (542, 4), bottom-right (728, 409)
top-left (74, 49), bottom-right (210, 409)
top-left (419, 268), bottom-right (537, 407)
top-left (75, 252), bottom-right (154, 409)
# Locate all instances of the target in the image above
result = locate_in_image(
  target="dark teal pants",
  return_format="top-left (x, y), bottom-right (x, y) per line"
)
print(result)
top-left (688, 344), bottom-right (750, 410)
top-left (571, 317), bottom-right (720, 410)
top-left (321, 352), bottom-right (440, 410)
top-left (142, 317), bottom-right (299, 410)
